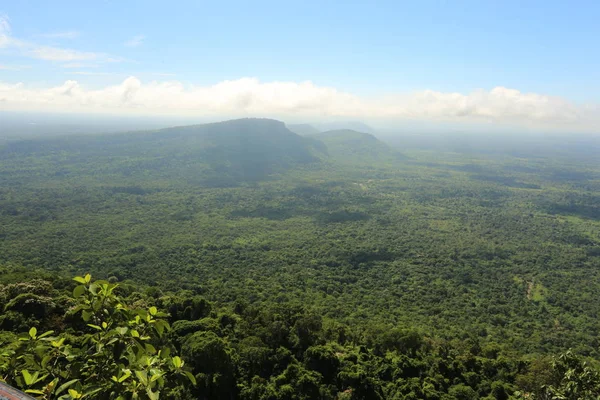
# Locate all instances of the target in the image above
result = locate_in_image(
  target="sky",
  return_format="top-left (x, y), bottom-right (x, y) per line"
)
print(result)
top-left (1, 0), bottom-right (599, 132)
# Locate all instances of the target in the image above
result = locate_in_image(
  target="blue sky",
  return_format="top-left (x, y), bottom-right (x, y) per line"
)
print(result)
top-left (1, 0), bottom-right (599, 131)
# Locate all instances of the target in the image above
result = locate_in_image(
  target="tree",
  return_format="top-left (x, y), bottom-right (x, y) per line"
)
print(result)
top-left (543, 351), bottom-right (600, 399)
top-left (0, 275), bottom-right (195, 399)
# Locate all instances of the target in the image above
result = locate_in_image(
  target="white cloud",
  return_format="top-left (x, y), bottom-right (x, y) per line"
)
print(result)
top-left (0, 15), bottom-right (117, 62)
top-left (0, 76), bottom-right (597, 132)
top-left (38, 30), bottom-right (80, 39)
top-left (124, 35), bottom-right (145, 47)
top-left (25, 45), bottom-right (98, 61)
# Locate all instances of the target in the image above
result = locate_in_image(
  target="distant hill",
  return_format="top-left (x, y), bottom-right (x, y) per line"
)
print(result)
top-left (315, 121), bottom-right (377, 134)
top-left (310, 129), bottom-right (405, 164)
top-left (286, 123), bottom-right (321, 136)
top-left (158, 118), bottom-right (324, 184)
top-left (0, 119), bottom-right (408, 188)
top-left (0, 118), bottom-right (322, 187)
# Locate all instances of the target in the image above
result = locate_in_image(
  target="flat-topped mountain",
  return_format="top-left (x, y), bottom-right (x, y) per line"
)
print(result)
top-left (0, 118), bottom-right (322, 186)
top-left (315, 121), bottom-right (377, 134)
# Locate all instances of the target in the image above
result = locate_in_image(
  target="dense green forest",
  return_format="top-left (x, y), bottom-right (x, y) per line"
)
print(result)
top-left (1, 118), bottom-right (600, 399)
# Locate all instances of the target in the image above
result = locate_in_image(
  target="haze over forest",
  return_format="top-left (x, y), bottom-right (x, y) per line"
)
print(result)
top-left (1, 1), bottom-right (600, 400)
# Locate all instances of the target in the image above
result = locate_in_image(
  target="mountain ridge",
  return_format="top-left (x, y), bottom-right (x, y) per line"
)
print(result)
top-left (310, 129), bottom-right (405, 163)
top-left (0, 118), bottom-right (322, 187)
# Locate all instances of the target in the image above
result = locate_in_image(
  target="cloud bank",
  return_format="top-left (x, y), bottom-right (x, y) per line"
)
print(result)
top-left (0, 77), bottom-right (597, 132)
top-left (0, 14), bottom-right (596, 132)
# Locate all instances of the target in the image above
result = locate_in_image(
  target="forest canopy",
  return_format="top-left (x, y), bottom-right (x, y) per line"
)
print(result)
top-left (1, 119), bottom-right (600, 399)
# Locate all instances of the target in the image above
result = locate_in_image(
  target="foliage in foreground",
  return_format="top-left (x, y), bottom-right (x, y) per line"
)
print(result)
top-left (2, 273), bottom-right (600, 399)
top-left (0, 275), bottom-right (194, 399)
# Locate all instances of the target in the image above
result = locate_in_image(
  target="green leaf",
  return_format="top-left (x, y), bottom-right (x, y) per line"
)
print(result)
top-left (89, 283), bottom-right (98, 295)
top-left (22, 369), bottom-right (34, 385)
top-left (31, 371), bottom-right (41, 384)
top-left (172, 356), bottom-right (182, 369)
top-left (146, 388), bottom-right (160, 400)
top-left (87, 324), bottom-right (102, 331)
top-left (118, 371), bottom-right (132, 383)
top-left (149, 306), bottom-right (157, 316)
top-left (115, 327), bottom-right (128, 336)
top-left (149, 372), bottom-right (162, 383)
top-left (84, 273), bottom-right (92, 283)
top-left (92, 299), bottom-right (102, 311)
top-left (83, 386), bottom-right (104, 397)
top-left (73, 285), bottom-right (86, 298)
top-left (130, 329), bottom-right (140, 338)
top-left (154, 320), bottom-right (170, 337)
top-left (160, 347), bottom-right (170, 359)
top-left (25, 389), bottom-right (45, 395)
top-left (154, 322), bottom-right (164, 336)
top-left (41, 354), bottom-right (53, 368)
top-left (135, 370), bottom-right (148, 386)
top-left (56, 379), bottom-right (79, 395)
top-left (29, 327), bottom-right (37, 339)
top-left (46, 378), bottom-right (59, 393)
top-left (73, 276), bottom-right (87, 284)
top-left (184, 371), bottom-right (197, 385)
top-left (102, 321), bottom-right (108, 329)
top-left (145, 343), bottom-right (157, 355)
top-left (38, 330), bottom-right (55, 339)
top-left (82, 310), bottom-right (93, 322)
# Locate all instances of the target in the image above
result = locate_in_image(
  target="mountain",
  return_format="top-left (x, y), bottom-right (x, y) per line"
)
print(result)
top-left (286, 123), bottom-right (321, 136)
top-left (315, 121), bottom-right (377, 134)
top-left (310, 129), bottom-right (405, 164)
top-left (0, 118), bottom-right (321, 187)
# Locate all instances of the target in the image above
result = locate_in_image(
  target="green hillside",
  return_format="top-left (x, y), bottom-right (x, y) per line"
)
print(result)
top-left (311, 129), bottom-right (405, 164)
top-left (0, 118), bottom-right (321, 187)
